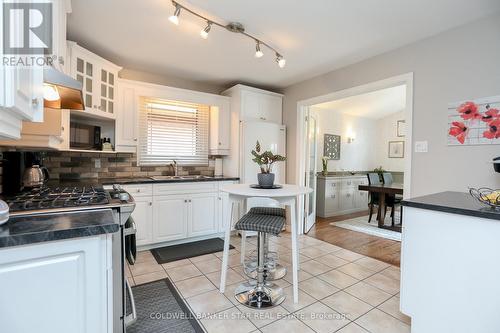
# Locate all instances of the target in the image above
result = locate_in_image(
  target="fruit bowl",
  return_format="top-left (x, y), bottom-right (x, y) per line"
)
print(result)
top-left (469, 187), bottom-right (500, 210)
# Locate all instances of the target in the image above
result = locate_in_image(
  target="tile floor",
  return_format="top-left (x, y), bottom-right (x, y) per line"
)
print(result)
top-left (126, 233), bottom-right (410, 333)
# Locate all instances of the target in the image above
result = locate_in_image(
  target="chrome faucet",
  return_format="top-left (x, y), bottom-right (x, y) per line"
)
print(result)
top-left (169, 160), bottom-right (178, 176)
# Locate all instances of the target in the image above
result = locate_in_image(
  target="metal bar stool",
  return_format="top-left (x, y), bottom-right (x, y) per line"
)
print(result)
top-left (243, 207), bottom-right (287, 281)
top-left (234, 210), bottom-right (286, 308)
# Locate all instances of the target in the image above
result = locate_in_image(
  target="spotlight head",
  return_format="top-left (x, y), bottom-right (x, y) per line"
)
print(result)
top-left (200, 22), bottom-right (212, 39)
top-left (276, 53), bottom-right (286, 68)
top-left (169, 4), bottom-right (181, 25)
top-left (255, 42), bottom-right (264, 58)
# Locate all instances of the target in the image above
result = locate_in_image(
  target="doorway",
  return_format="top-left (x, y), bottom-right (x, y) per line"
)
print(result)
top-left (297, 73), bottom-right (414, 234)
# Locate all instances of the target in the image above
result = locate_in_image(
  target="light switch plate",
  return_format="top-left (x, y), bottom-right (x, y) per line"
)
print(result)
top-left (415, 141), bottom-right (428, 153)
top-left (94, 159), bottom-right (101, 168)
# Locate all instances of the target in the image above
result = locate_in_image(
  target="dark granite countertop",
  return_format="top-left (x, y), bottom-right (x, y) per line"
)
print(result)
top-left (100, 176), bottom-right (240, 185)
top-left (50, 176), bottom-right (240, 186)
top-left (0, 209), bottom-right (119, 248)
top-left (401, 191), bottom-right (500, 221)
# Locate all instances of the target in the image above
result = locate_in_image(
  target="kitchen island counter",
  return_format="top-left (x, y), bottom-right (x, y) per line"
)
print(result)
top-left (400, 191), bottom-right (500, 333)
top-left (0, 209), bottom-right (118, 248)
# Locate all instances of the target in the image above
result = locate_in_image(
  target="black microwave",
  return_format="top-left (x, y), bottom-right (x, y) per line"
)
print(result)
top-left (70, 122), bottom-right (101, 150)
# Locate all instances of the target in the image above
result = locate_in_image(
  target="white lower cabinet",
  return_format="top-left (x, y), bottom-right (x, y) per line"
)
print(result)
top-left (189, 192), bottom-right (218, 237)
top-left (153, 194), bottom-right (188, 243)
top-left (131, 197), bottom-right (153, 246)
top-left (316, 175), bottom-right (368, 217)
top-left (118, 181), bottom-right (237, 247)
top-left (0, 235), bottom-right (111, 333)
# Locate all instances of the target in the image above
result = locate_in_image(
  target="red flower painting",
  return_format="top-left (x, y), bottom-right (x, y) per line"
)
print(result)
top-left (483, 119), bottom-right (500, 139)
top-left (448, 121), bottom-right (469, 144)
top-left (481, 108), bottom-right (499, 123)
top-left (449, 100), bottom-right (500, 144)
top-left (457, 101), bottom-right (482, 120)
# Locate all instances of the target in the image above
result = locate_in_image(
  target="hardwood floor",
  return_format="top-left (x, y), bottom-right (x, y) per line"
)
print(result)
top-left (307, 210), bottom-right (401, 267)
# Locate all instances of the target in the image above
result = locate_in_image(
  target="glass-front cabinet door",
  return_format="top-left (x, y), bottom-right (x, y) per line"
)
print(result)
top-left (100, 69), bottom-right (115, 114)
top-left (69, 42), bottom-right (121, 119)
top-left (75, 57), bottom-right (94, 110)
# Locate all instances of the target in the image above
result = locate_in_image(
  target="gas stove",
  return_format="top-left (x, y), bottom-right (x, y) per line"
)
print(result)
top-left (3, 184), bottom-right (134, 218)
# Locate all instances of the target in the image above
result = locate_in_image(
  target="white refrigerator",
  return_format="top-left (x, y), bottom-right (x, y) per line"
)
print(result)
top-left (239, 121), bottom-right (286, 210)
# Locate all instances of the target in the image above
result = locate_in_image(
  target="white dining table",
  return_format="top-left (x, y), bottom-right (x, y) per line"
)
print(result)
top-left (219, 183), bottom-right (312, 303)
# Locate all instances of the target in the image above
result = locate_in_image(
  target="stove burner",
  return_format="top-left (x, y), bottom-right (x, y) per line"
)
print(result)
top-left (5, 186), bottom-right (110, 212)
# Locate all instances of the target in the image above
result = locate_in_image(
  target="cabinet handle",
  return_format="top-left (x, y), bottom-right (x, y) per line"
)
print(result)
top-left (218, 142), bottom-right (222, 146)
top-left (134, 138), bottom-right (138, 142)
top-left (259, 117), bottom-right (266, 120)
top-left (136, 189), bottom-right (141, 193)
top-left (184, 200), bottom-right (187, 203)
top-left (218, 197), bottom-right (222, 200)
top-left (149, 202), bottom-right (152, 206)
top-left (31, 98), bottom-right (39, 107)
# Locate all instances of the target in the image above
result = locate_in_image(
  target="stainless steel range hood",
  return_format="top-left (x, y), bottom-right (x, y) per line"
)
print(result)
top-left (43, 67), bottom-right (85, 110)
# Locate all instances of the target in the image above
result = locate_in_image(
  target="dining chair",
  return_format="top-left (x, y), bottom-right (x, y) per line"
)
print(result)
top-left (382, 172), bottom-right (402, 226)
top-left (367, 173), bottom-right (381, 223)
top-left (382, 172), bottom-right (393, 184)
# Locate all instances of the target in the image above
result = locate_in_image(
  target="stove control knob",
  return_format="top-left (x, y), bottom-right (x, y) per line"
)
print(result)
top-left (118, 192), bottom-right (130, 202)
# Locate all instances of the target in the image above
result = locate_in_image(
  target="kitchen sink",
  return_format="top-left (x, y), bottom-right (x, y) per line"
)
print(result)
top-left (149, 175), bottom-right (212, 181)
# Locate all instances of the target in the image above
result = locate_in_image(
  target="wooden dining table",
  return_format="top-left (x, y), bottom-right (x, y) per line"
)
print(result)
top-left (358, 183), bottom-right (404, 230)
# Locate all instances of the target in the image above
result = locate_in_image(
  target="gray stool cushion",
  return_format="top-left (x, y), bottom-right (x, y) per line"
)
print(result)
top-left (234, 213), bottom-right (285, 235)
top-left (248, 207), bottom-right (286, 217)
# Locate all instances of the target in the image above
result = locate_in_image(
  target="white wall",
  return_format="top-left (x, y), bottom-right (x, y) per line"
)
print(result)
top-left (312, 108), bottom-right (405, 172)
top-left (283, 13), bottom-right (500, 197)
top-left (311, 108), bottom-right (377, 171)
top-left (375, 111), bottom-right (405, 172)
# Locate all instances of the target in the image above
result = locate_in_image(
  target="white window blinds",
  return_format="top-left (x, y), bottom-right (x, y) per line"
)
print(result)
top-left (138, 97), bottom-right (209, 165)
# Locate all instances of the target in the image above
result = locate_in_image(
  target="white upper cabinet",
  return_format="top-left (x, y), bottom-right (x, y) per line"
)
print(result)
top-left (67, 42), bottom-right (122, 120)
top-left (0, 2), bottom-right (44, 140)
top-left (50, 0), bottom-right (71, 73)
top-left (115, 80), bottom-right (138, 152)
top-left (209, 100), bottom-right (231, 155)
top-left (223, 84), bottom-right (283, 124)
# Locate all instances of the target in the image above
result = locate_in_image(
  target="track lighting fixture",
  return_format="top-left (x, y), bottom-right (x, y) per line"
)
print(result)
top-left (276, 53), bottom-right (286, 68)
top-left (255, 42), bottom-right (263, 58)
top-left (168, 4), bottom-right (181, 25)
top-left (168, 1), bottom-right (285, 67)
top-left (200, 22), bottom-right (212, 39)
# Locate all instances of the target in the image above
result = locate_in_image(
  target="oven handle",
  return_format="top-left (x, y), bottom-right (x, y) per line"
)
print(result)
top-left (124, 278), bottom-right (137, 327)
top-left (124, 219), bottom-right (137, 236)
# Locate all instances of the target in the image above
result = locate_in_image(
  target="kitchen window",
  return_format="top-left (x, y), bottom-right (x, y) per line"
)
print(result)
top-left (138, 97), bottom-right (209, 165)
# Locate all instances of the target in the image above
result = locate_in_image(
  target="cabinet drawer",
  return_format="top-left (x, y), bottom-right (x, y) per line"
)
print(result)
top-left (325, 180), bottom-right (340, 190)
top-left (340, 189), bottom-right (355, 210)
top-left (121, 184), bottom-right (153, 197)
top-left (154, 182), bottom-right (218, 195)
top-left (341, 178), bottom-right (356, 188)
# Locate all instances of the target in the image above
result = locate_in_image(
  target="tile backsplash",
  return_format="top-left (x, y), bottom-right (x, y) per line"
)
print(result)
top-left (43, 151), bottom-right (215, 180)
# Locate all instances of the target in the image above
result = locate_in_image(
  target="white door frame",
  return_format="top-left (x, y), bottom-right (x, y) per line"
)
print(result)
top-left (295, 73), bottom-right (414, 234)
top-left (304, 114), bottom-right (318, 232)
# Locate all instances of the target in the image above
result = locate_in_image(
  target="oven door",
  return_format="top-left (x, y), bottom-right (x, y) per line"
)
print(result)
top-left (124, 217), bottom-right (137, 328)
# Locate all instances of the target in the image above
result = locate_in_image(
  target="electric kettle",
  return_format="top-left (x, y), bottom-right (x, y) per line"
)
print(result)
top-left (23, 165), bottom-right (50, 189)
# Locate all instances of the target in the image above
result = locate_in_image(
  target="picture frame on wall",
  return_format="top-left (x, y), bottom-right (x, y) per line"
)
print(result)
top-left (397, 120), bottom-right (406, 137)
top-left (388, 141), bottom-right (405, 158)
top-left (324, 134), bottom-right (341, 160)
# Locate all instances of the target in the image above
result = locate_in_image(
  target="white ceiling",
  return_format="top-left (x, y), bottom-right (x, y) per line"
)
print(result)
top-left (67, 0), bottom-right (500, 90)
top-left (313, 85), bottom-right (406, 119)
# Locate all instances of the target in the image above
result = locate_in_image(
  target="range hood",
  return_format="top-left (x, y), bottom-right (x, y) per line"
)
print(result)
top-left (43, 67), bottom-right (85, 110)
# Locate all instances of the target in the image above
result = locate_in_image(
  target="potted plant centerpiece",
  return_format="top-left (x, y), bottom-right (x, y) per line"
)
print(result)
top-left (251, 141), bottom-right (286, 188)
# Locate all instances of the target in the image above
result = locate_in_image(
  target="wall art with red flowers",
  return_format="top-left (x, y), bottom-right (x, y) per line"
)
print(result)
top-left (448, 96), bottom-right (500, 145)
